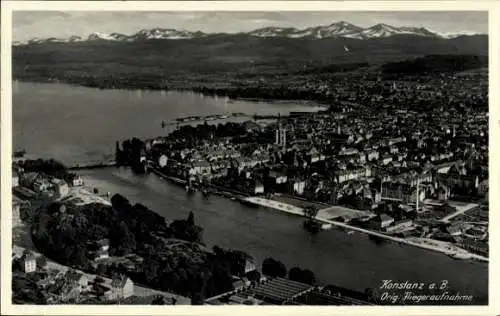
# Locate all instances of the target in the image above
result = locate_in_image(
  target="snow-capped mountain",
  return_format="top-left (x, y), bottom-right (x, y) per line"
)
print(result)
top-left (299, 21), bottom-right (365, 39)
top-left (87, 32), bottom-right (128, 41)
top-left (247, 27), bottom-right (300, 38)
top-left (360, 23), bottom-right (438, 38)
top-left (13, 21), bottom-right (486, 46)
top-left (134, 28), bottom-right (205, 40)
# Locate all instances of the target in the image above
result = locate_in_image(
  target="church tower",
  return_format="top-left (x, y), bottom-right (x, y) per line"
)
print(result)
top-left (275, 113), bottom-right (287, 147)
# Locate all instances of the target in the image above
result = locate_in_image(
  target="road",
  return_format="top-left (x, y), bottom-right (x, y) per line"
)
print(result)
top-left (439, 202), bottom-right (479, 223)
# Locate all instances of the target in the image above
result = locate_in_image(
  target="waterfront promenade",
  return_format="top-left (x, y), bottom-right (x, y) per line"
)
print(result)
top-left (242, 197), bottom-right (489, 263)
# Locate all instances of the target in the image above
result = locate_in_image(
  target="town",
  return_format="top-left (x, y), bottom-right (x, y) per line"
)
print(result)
top-left (125, 66), bottom-right (488, 260)
top-left (11, 60), bottom-right (488, 306)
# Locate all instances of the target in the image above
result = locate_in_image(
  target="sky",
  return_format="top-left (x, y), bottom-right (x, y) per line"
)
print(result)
top-left (13, 11), bottom-right (488, 41)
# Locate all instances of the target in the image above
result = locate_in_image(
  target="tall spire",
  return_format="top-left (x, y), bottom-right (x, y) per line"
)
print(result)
top-left (416, 177), bottom-right (420, 212)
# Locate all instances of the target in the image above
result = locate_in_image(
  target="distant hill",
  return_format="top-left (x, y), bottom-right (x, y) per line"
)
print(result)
top-left (382, 55), bottom-right (488, 74)
top-left (12, 34), bottom-right (488, 80)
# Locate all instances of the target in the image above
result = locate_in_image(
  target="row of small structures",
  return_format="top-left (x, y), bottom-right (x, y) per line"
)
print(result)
top-left (205, 277), bottom-right (374, 305)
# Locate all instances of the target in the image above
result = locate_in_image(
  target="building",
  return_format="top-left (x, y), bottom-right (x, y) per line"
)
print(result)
top-left (292, 180), bottom-right (306, 195)
top-left (436, 163), bottom-right (479, 190)
top-left (478, 179), bottom-right (488, 196)
top-left (90, 239), bottom-right (110, 261)
top-left (12, 196), bottom-right (25, 227)
top-left (52, 178), bottom-right (70, 197)
top-left (189, 160), bottom-right (212, 176)
top-left (275, 117), bottom-right (287, 146)
top-left (384, 219), bottom-right (414, 233)
top-left (371, 214), bottom-right (395, 230)
top-left (20, 250), bottom-right (37, 273)
top-left (70, 175), bottom-right (84, 187)
top-left (366, 150), bottom-right (380, 161)
top-left (65, 270), bottom-right (89, 292)
top-left (108, 275), bottom-right (134, 300)
top-left (12, 171), bottom-right (19, 188)
top-left (244, 257), bottom-right (257, 274)
top-left (335, 167), bottom-right (371, 183)
top-left (97, 239), bottom-right (110, 252)
top-left (94, 249), bottom-right (109, 261)
top-left (219, 277), bottom-right (314, 305)
top-left (158, 154), bottom-right (168, 168)
top-left (381, 182), bottom-right (425, 204)
top-left (269, 169), bottom-right (288, 184)
top-left (252, 181), bottom-right (265, 195)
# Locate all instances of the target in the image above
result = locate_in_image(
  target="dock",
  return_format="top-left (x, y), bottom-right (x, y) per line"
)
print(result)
top-left (68, 160), bottom-right (116, 170)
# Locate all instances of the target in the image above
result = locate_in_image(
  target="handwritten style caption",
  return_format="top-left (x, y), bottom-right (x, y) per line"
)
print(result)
top-left (378, 280), bottom-right (474, 304)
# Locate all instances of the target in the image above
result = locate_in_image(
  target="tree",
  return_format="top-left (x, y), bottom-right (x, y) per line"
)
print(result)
top-left (113, 221), bottom-right (136, 255)
top-left (288, 267), bottom-right (302, 282)
top-left (111, 194), bottom-right (132, 213)
top-left (301, 269), bottom-right (316, 285)
top-left (152, 295), bottom-right (166, 305)
top-left (70, 247), bottom-right (88, 268)
top-left (262, 257), bottom-right (287, 278)
top-left (37, 256), bottom-right (47, 269)
top-left (94, 276), bottom-right (105, 284)
top-left (96, 263), bottom-right (107, 276)
top-left (303, 205), bottom-right (319, 220)
top-left (246, 270), bottom-right (261, 283)
top-left (364, 287), bottom-right (374, 301)
top-left (187, 211), bottom-right (195, 226)
top-left (191, 292), bottom-right (204, 305)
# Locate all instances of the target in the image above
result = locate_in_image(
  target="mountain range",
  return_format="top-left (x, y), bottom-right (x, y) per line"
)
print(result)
top-left (13, 21), bottom-right (485, 45)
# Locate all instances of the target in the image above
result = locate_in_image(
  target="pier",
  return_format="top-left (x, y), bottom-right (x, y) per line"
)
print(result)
top-left (68, 160), bottom-right (116, 170)
top-left (242, 197), bottom-right (489, 263)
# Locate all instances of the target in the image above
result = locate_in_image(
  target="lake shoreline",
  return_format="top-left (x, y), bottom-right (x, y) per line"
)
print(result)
top-left (13, 77), bottom-right (334, 104)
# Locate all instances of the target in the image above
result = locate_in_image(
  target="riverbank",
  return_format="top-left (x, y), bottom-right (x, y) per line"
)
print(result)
top-left (141, 167), bottom-right (488, 263)
top-left (242, 197), bottom-right (489, 263)
top-left (72, 167), bottom-right (487, 303)
top-left (150, 167), bottom-right (250, 200)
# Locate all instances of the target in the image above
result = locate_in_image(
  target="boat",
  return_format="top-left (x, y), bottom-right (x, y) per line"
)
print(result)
top-left (321, 223), bottom-right (333, 230)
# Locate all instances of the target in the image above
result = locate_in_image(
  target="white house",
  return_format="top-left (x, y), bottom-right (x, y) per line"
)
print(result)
top-left (71, 175), bottom-right (84, 187)
top-left (20, 251), bottom-right (37, 273)
top-left (478, 179), bottom-right (488, 196)
top-left (12, 172), bottom-right (19, 188)
top-left (293, 180), bottom-right (306, 195)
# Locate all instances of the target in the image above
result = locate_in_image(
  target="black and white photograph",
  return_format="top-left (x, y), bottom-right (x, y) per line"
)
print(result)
top-left (1, 1), bottom-right (497, 312)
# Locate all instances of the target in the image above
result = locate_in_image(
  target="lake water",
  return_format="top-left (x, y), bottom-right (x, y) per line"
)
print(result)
top-left (13, 82), bottom-right (325, 165)
top-left (13, 81), bottom-right (488, 304)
